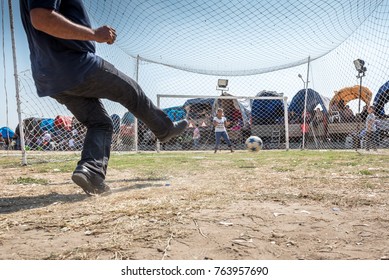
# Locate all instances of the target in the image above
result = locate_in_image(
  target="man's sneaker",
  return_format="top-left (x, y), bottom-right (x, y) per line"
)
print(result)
top-left (71, 165), bottom-right (111, 196)
top-left (158, 119), bottom-right (189, 143)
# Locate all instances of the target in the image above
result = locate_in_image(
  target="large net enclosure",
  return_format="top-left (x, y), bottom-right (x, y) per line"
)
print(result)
top-left (2, 0), bottom-right (389, 153)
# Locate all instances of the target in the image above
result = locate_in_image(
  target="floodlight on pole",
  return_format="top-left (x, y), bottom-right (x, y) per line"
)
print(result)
top-left (216, 79), bottom-right (229, 94)
top-left (353, 59), bottom-right (367, 75)
top-left (217, 79), bottom-right (228, 88)
top-left (354, 59), bottom-right (367, 115)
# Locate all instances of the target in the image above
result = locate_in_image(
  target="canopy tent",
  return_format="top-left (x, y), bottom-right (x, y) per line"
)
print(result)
top-left (122, 112), bottom-right (135, 125)
top-left (289, 88), bottom-right (330, 117)
top-left (251, 90), bottom-right (284, 125)
top-left (212, 92), bottom-right (251, 129)
top-left (330, 85), bottom-right (372, 109)
top-left (183, 98), bottom-right (215, 122)
top-left (183, 98), bottom-right (215, 108)
top-left (39, 118), bottom-right (55, 132)
top-left (54, 115), bottom-right (73, 131)
top-left (0, 127), bottom-right (14, 139)
top-left (373, 80), bottom-right (389, 116)
top-left (22, 117), bottom-right (44, 136)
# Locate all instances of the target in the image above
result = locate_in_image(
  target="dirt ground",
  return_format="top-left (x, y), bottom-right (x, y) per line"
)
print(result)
top-left (0, 150), bottom-right (388, 260)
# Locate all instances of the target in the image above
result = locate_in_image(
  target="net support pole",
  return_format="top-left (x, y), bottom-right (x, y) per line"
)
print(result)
top-left (302, 56), bottom-right (311, 150)
top-left (8, 0), bottom-right (27, 165)
top-left (133, 55), bottom-right (140, 152)
top-left (356, 69), bottom-right (365, 147)
top-left (156, 94), bottom-right (161, 152)
top-left (358, 75), bottom-right (363, 115)
top-left (283, 96), bottom-right (289, 151)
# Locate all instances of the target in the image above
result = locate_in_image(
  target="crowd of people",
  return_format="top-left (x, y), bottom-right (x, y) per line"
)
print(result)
top-left (1, 98), bottom-right (386, 152)
top-left (0, 118), bottom-right (86, 151)
top-left (286, 99), bottom-right (384, 150)
top-left (0, 114), bottom-right (154, 152)
top-left (328, 100), bottom-right (357, 123)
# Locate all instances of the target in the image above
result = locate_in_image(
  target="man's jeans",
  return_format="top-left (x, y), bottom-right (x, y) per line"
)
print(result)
top-left (52, 59), bottom-right (173, 179)
top-left (215, 131), bottom-right (232, 149)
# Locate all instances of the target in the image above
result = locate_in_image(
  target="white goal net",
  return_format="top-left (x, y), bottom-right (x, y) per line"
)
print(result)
top-left (2, 0), bottom-right (389, 160)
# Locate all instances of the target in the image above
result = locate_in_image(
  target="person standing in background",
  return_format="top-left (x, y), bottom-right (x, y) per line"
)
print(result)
top-left (193, 124), bottom-right (201, 149)
top-left (213, 108), bottom-right (234, 153)
top-left (365, 105), bottom-right (378, 151)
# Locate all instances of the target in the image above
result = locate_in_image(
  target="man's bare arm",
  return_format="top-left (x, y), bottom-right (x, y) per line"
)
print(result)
top-left (30, 8), bottom-right (116, 44)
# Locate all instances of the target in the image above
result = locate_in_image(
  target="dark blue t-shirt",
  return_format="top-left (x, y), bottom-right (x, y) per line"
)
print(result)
top-left (20, 0), bottom-right (101, 97)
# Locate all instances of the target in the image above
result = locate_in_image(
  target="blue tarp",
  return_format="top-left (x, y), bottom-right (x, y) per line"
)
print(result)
top-left (373, 80), bottom-right (389, 116)
top-left (288, 88), bottom-right (330, 117)
top-left (0, 127), bottom-right (14, 139)
top-left (163, 106), bottom-right (186, 122)
top-left (122, 112), bottom-right (135, 125)
top-left (39, 118), bottom-right (55, 132)
top-left (251, 91), bottom-right (284, 125)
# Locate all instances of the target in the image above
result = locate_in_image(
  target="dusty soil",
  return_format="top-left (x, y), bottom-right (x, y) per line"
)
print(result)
top-left (0, 150), bottom-right (388, 260)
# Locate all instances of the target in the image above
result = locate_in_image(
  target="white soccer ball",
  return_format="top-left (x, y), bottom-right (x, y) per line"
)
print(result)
top-left (245, 136), bottom-right (263, 152)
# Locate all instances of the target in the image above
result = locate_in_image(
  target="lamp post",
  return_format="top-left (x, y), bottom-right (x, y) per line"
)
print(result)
top-left (353, 59), bottom-right (366, 151)
top-left (353, 59), bottom-right (367, 115)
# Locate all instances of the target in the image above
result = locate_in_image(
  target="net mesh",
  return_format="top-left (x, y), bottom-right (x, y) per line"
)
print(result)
top-left (85, 0), bottom-right (384, 75)
top-left (2, 0), bottom-right (389, 153)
